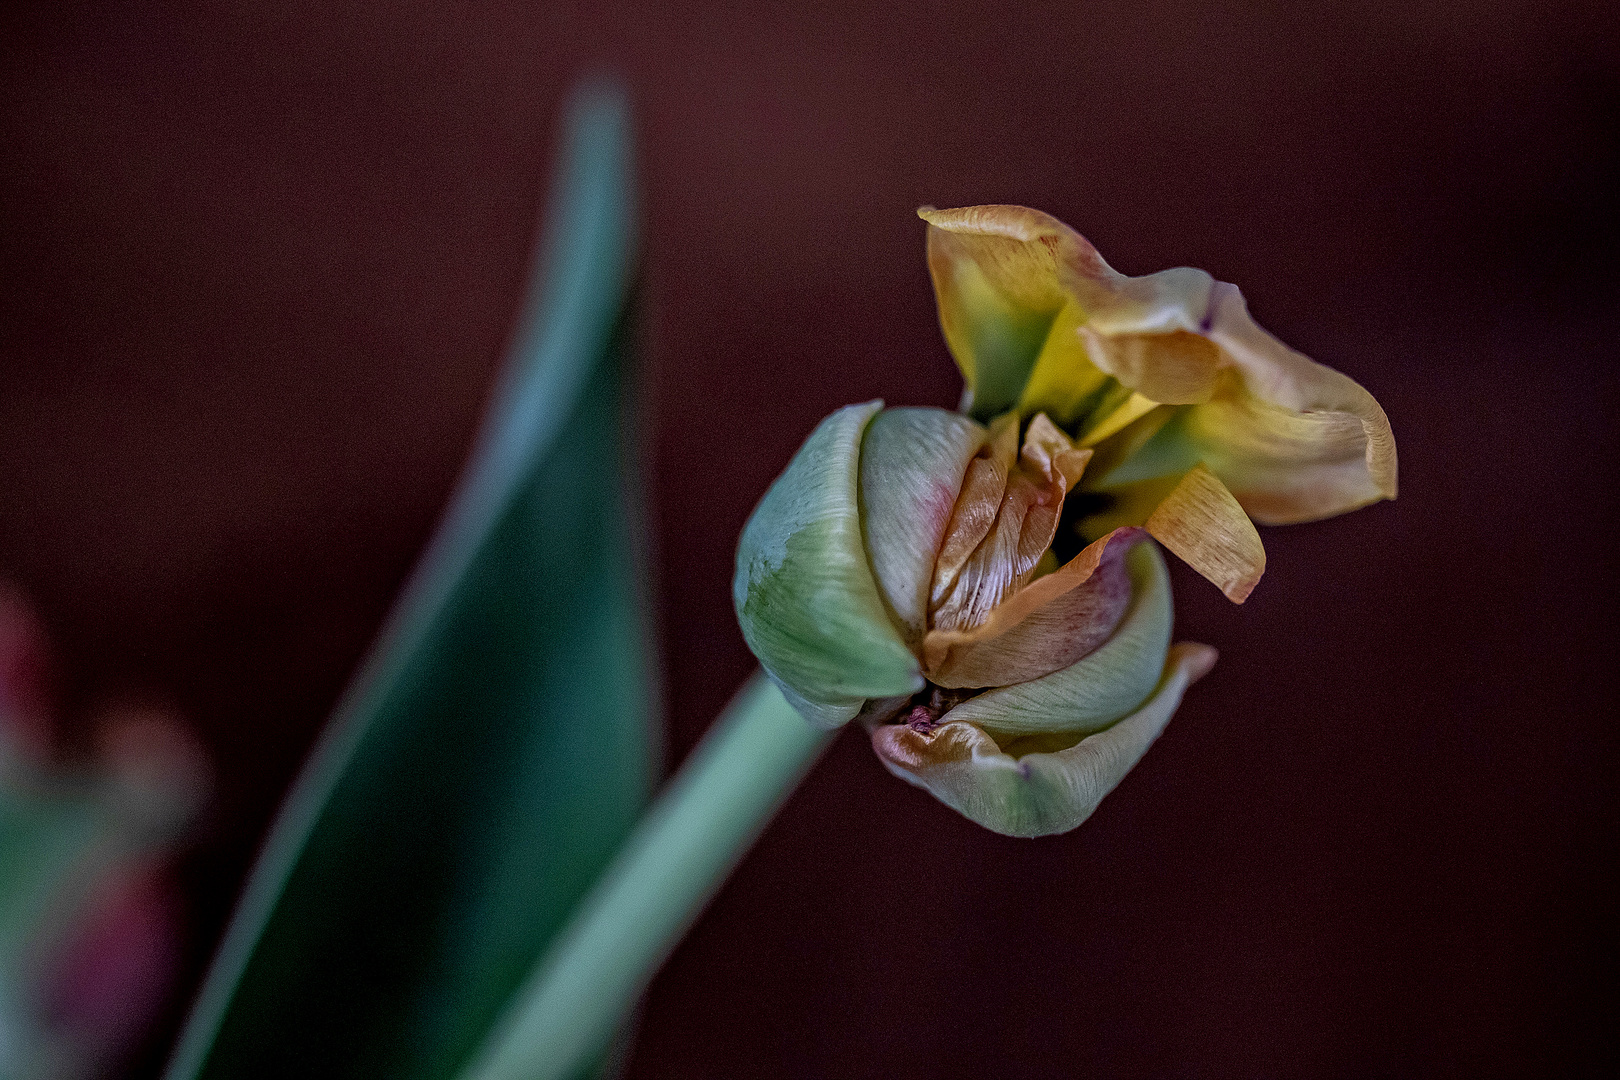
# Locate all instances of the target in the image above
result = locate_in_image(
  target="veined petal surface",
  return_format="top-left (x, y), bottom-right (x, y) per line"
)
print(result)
top-left (1144, 464), bottom-right (1266, 603)
top-left (942, 539), bottom-right (1173, 738)
top-left (919, 205), bottom-right (1396, 525)
top-left (922, 527), bottom-right (1141, 689)
top-left (859, 408), bottom-right (987, 648)
top-left (930, 415), bottom-right (1089, 634)
top-left (871, 643), bottom-right (1216, 838)
top-left (734, 402), bottom-right (923, 728)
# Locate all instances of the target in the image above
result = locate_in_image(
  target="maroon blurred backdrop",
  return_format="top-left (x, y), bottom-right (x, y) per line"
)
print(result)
top-left (3, 0), bottom-right (1617, 1075)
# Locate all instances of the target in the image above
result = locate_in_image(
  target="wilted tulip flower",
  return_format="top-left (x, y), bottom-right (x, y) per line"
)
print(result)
top-left (733, 206), bottom-right (1396, 837)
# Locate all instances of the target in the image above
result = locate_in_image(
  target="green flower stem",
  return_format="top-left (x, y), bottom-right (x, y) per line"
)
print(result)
top-left (455, 671), bottom-right (831, 1080)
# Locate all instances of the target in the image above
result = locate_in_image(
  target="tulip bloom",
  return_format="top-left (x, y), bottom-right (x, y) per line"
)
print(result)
top-left (733, 206), bottom-right (1396, 837)
top-left (922, 204), bottom-right (1397, 602)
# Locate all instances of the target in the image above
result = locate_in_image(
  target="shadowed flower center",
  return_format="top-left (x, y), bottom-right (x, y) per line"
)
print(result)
top-left (903, 684), bottom-right (986, 734)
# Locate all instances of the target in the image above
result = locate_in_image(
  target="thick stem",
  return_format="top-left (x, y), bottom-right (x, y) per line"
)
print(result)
top-left (455, 671), bottom-right (830, 1080)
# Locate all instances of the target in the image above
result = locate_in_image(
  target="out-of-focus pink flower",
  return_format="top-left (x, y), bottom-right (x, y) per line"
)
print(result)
top-left (1, 586), bottom-right (208, 1079)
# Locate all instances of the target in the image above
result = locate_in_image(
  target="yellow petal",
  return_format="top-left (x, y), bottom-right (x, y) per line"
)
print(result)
top-left (919, 206), bottom-right (1397, 525)
top-left (1144, 464), bottom-right (1266, 603)
top-left (1180, 283), bottom-right (1397, 522)
top-left (923, 527), bottom-right (1141, 689)
top-left (1015, 302), bottom-right (1110, 425)
top-left (1091, 284), bottom-right (1397, 524)
top-left (1077, 391), bottom-right (1162, 447)
top-left (920, 206), bottom-right (1115, 421)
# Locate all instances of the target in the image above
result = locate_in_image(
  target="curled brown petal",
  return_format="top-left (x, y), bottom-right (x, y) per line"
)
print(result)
top-left (923, 527), bottom-right (1142, 688)
top-left (931, 415), bottom-right (1090, 634)
top-left (929, 414), bottom-right (1018, 606)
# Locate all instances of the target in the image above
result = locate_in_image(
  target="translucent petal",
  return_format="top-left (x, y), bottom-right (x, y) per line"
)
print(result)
top-left (919, 206), bottom-right (1396, 524)
top-left (1101, 284), bottom-right (1399, 524)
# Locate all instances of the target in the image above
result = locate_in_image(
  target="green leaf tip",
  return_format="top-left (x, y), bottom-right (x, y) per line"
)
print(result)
top-left (164, 80), bottom-right (650, 1080)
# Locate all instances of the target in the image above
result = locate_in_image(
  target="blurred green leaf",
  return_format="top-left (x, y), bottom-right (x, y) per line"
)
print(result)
top-left (165, 83), bottom-right (652, 1080)
top-left (1, 775), bottom-right (103, 1071)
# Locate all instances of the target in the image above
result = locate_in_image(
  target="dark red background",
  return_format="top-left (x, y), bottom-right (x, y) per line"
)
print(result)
top-left (3, 0), bottom-right (1617, 1075)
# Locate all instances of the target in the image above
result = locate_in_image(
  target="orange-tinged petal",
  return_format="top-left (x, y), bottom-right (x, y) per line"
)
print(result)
top-left (870, 642), bottom-right (1217, 838)
top-left (929, 414), bottom-right (1018, 607)
top-left (923, 527), bottom-right (1141, 688)
top-left (1182, 282), bottom-right (1397, 523)
top-left (1080, 327), bottom-right (1221, 405)
top-left (1082, 284), bottom-right (1396, 524)
top-left (930, 415), bottom-right (1090, 633)
top-left (1020, 412), bottom-right (1091, 489)
top-left (1144, 464), bottom-right (1266, 603)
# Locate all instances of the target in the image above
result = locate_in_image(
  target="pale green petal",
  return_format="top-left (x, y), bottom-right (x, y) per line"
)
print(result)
top-left (942, 539), bottom-right (1173, 739)
top-left (734, 402), bottom-right (924, 729)
top-left (870, 642), bottom-right (1216, 838)
top-left (767, 674), bottom-right (866, 730)
top-left (859, 408), bottom-right (987, 648)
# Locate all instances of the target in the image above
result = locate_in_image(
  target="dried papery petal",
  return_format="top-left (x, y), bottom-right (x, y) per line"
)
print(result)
top-left (931, 415), bottom-right (1088, 634)
top-left (923, 527), bottom-right (1141, 689)
top-left (1194, 283), bottom-right (1397, 522)
top-left (1093, 287), bottom-right (1398, 525)
top-left (943, 538), bottom-right (1173, 738)
top-left (871, 642), bottom-right (1217, 837)
top-left (1144, 464), bottom-right (1266, 603)
top-left (929, 414), bottom-right (1018, 605)
top-left (1019, 413), bottom-right (1092, 487)
top-left (1080, 327), bottom-right (1222, 405)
